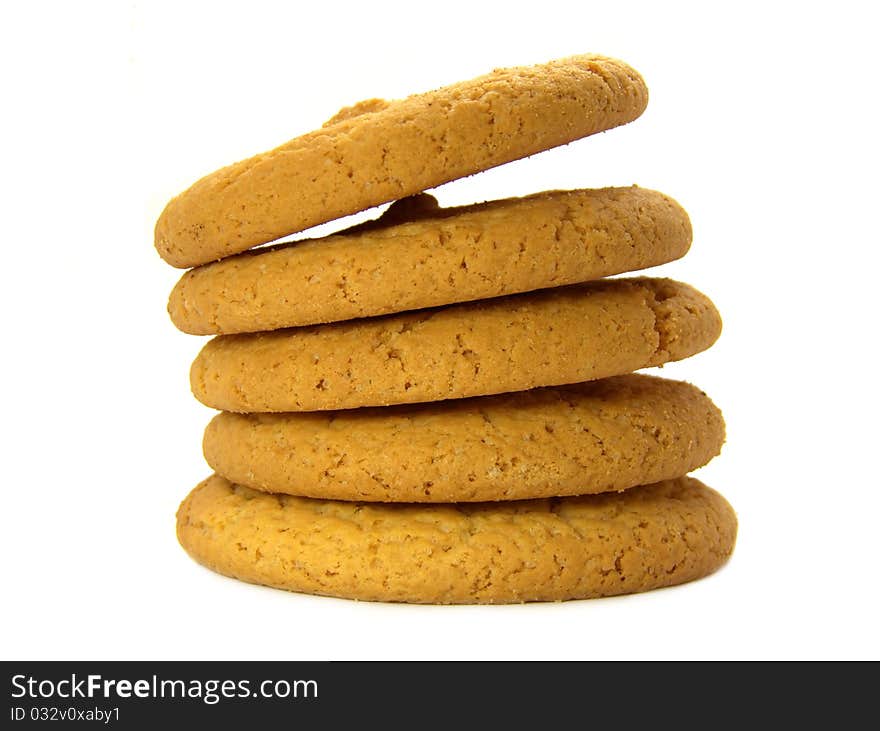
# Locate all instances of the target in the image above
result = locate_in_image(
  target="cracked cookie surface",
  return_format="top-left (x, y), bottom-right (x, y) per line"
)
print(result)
top-left (190, 277), bottom-right (722, 412)
top-left (204, 374), bottom-right (724, 502)
top-left (155, 54), bottom-right (648, 267)
top-left (168, 187), bottom-right (690, 335)
top-left (176, 474), bottom-right (737, 603)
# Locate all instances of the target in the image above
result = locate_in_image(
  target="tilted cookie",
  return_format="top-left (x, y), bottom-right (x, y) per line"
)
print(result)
top-left (190, 277), bottom-right (722, 412)
top-left (155, 54), bottom-right (649, 268)
top-left (204, 374), bottom-right (724, 502)
top-left (176, 475), bottom-right (737, 604)
top-left (169, 187), bottom-right (691, 335)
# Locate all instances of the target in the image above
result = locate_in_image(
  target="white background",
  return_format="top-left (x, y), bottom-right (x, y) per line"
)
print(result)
top-left (2, 0), bottom-right (877, 660)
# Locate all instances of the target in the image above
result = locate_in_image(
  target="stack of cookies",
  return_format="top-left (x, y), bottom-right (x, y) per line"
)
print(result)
top-left (158, 54), bottom-right (737, 604)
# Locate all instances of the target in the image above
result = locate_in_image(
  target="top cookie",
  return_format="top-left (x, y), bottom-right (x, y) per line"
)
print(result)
top-left (168, 186), bottom-right (691, 335)
top-left (155, 54), bottom-right (648, 268)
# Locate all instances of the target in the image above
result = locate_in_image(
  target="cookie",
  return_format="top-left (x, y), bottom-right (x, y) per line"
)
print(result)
top-left (176, 475), bottom-right (737, 604)
top-left (190, 277), bottom-right (722, 412)
top-left (155, 54), bottom-right (649, 268)
top-left (204, 374), bottom-right (724, 502)
top-left (169, 186), bottom-right (691, 335)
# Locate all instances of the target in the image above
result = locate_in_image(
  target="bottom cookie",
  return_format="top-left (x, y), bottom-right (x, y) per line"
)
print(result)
top-left (177, 475), bottom-right (736, 604)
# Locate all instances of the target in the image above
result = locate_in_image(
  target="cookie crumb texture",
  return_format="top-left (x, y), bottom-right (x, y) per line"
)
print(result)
top-left (190, 277), bottom-right (722, 412)
top-left (155, 54), bottom-right (649, 268)
top-left (168, 187), bottom-right (691, 335)
top-left (204, 374), bottom-right (725, 502)
top-left (176, 475), bottom-right (737, 604)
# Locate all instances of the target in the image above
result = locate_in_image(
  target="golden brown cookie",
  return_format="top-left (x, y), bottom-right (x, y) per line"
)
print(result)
top-left (155, 54), bottom-right (649, 268)
top-left (176, 474), bottom-right (737, 604)
top-left (190, 277), bottom-right (722, 412)
top-left (168, 187), bottom-right (691, 335)
top-left (204, 374), bottom-right (724, 502)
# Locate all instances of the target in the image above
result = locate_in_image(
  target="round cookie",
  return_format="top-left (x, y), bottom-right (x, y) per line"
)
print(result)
top-left (190, 277), bottom-right (722, 412)
top-left (176, 475), bottom-right (737, 604)
top-left (169, 186), bottom-right (691, 335)
top-left (155, 54), bottom-right (649, 268)
top-left (204, 374), bottom-right (724, 502)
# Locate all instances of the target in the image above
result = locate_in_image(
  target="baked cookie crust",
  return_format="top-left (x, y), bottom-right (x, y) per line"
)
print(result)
top-left (155, 54), bottom-right (648, 267)
top-left (168, 187), bottom-right (690, 334)
top-left (204, 374), bottom-right (724, 502)
top-left (176, 475), bottom-right (737, 604)
top-left (190, 277), bottom-right (722, 412)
